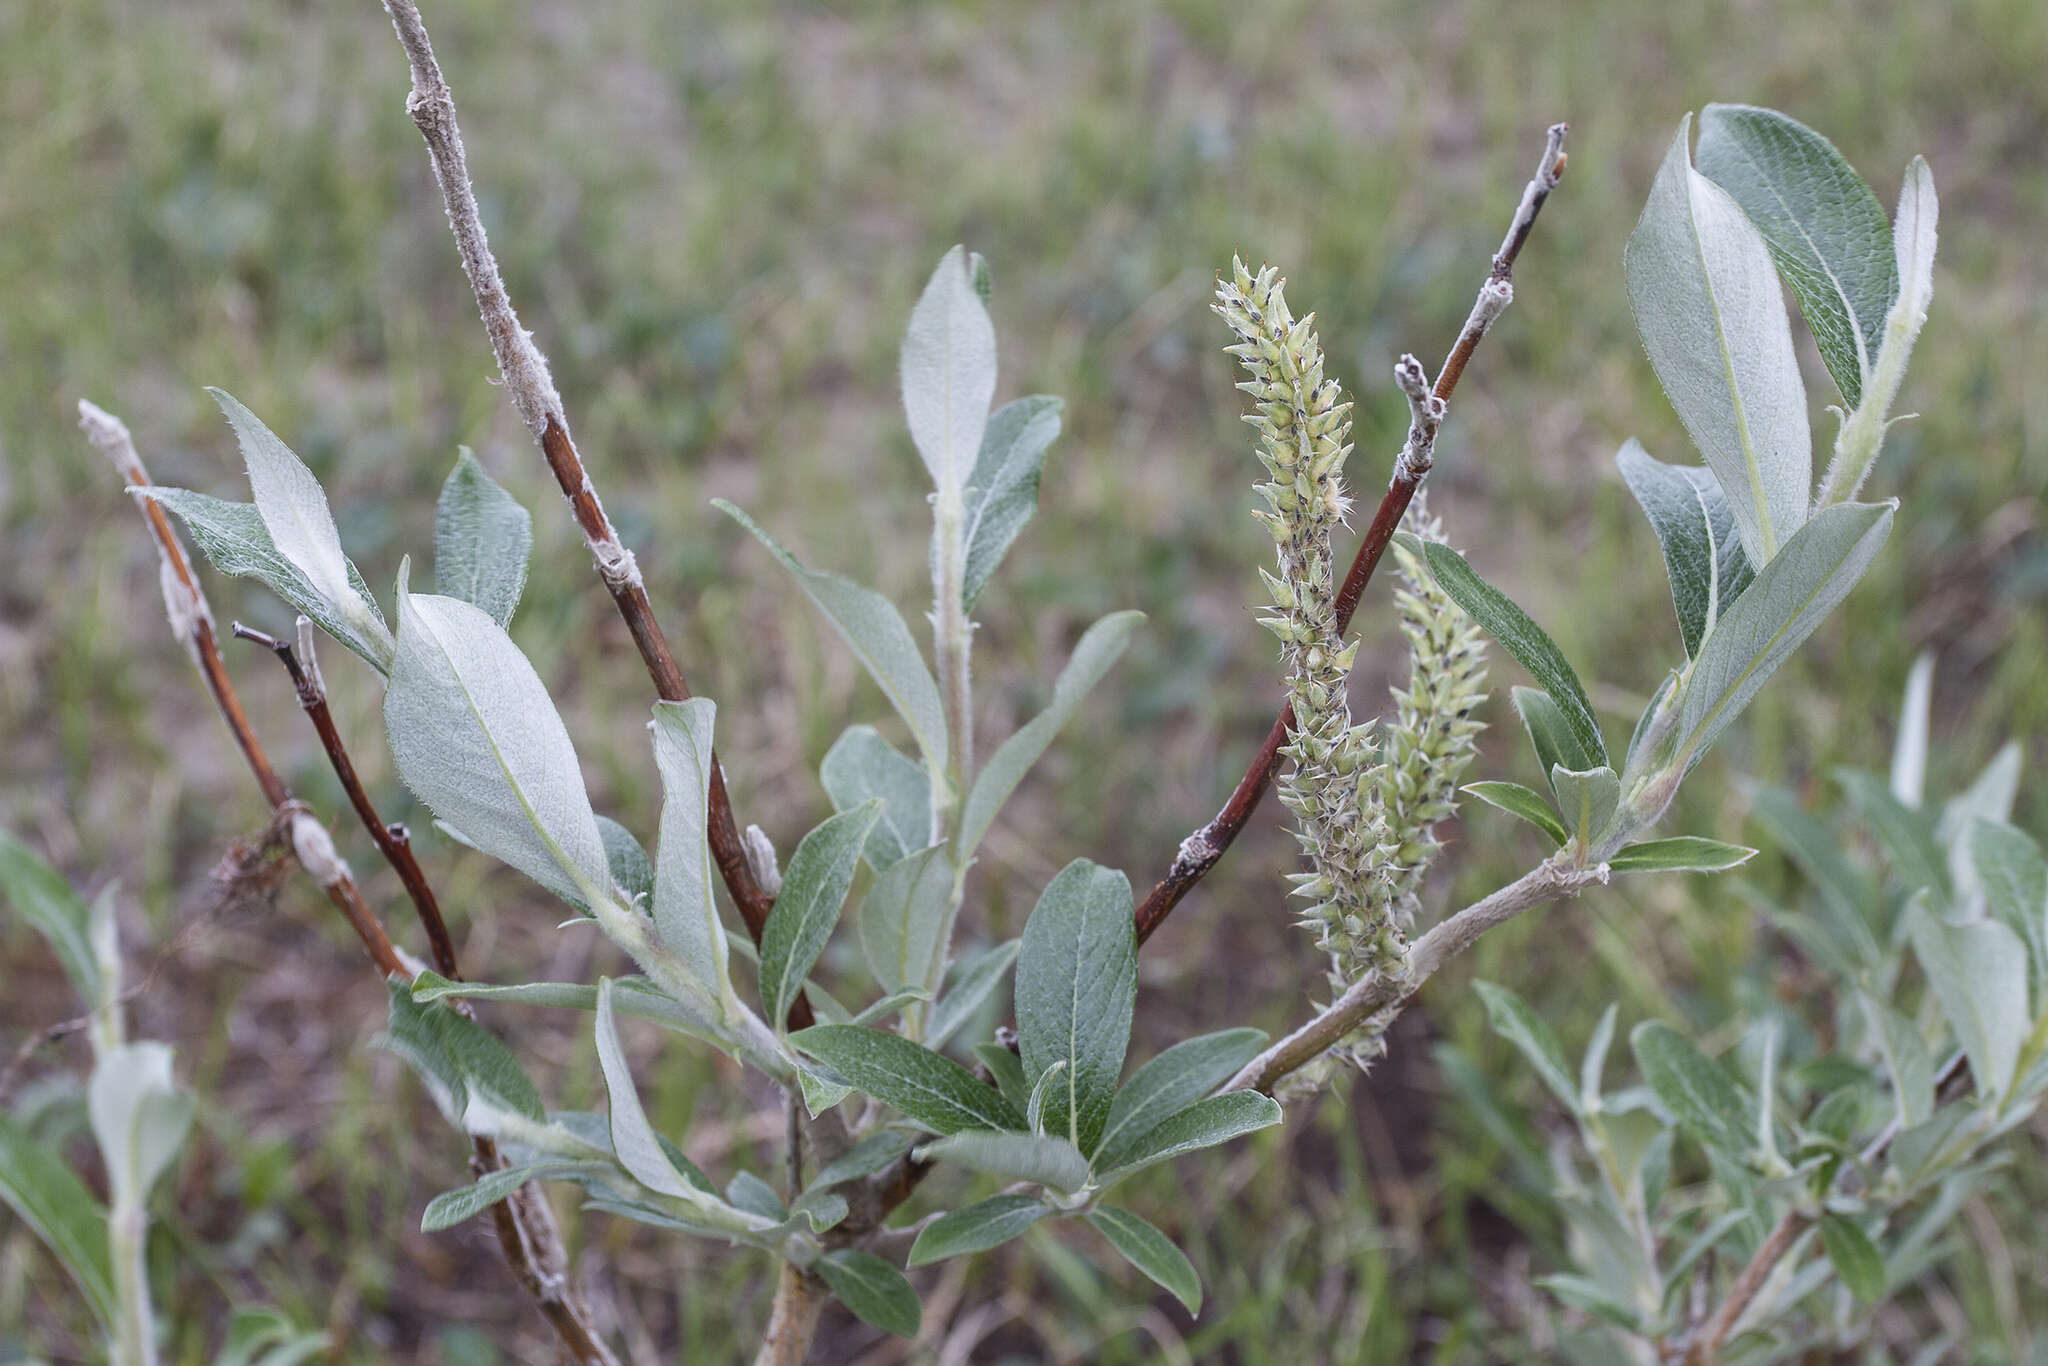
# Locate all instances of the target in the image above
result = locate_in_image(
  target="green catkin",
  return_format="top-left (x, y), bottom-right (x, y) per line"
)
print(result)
top-left (1216, 261), bottom-right (1491, 1083)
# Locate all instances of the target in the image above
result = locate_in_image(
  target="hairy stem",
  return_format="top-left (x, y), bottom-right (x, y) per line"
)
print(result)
top-left (1225, 853), bottom-right (1605, 1095)
top-left (754, 1261), bottom-right (827, 1366)
top-left (1133, 121), bottom-right (1569, 945)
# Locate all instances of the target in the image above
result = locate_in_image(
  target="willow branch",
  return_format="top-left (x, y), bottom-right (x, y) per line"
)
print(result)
top-left (375, 0), bottom-right (790, 1003)
top-left (1226, 853), bottom-right (1606, 1094)
top-left (84, 399), bottom-right (619, 1366)
top-left (1134, 121), bottom-right (1570, 945)
top-left (754, 1262), bottom-right (828, 1366)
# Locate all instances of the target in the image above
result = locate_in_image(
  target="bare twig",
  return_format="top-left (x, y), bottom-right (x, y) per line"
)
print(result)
top-left (231, 619), bottom-right (461, 978)
top-left (1225, 852), bottom-right (1606, 1095)
top-left (85, 400), bottom-right (619, 1366)
top-left (1134, 121), bottom-right (1569, 945)
top-left (1673, 1050), bottom-right (1972, 1365)
top-left (374, 0), bottom-right (790, 1005)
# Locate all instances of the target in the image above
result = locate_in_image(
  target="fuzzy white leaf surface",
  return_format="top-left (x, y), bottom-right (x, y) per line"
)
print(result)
top-left (901, 246), bottom-right (997, 496)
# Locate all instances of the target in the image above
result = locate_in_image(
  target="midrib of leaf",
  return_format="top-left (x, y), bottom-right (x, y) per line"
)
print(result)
top-left (1687, 181), bottom-right (1780, 561)
top-left (414, 606), bottom-right (611, 914)
top-left (1722, 138), bottom-right (1872, 380)
top-left (1690, 477), bottom-right (1723, 643)
top-left (1063, 928), bottom-right (1085, 1148)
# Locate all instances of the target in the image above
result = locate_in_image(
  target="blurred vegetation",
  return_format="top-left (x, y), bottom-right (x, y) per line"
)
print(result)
top-left (1, 0), bottom-right (2042, 1360)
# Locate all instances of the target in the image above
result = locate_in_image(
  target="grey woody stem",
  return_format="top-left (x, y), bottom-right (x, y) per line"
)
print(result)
top-left (1225, 854), bottom-right (1606, 1095)
top-left (85, 398), bottom-right (619, 1366)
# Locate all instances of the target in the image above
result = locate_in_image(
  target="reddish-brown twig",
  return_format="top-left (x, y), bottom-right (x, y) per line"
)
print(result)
top-left (82, 400), bottom-right (620, 1366)
top-left (1134, 121), bottom-right (1570, 945)
top-left (375, 2), bottom-right (791, 1015)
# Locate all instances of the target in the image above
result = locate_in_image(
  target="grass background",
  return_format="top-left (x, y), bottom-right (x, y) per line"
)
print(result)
top-left (2, 0), bottom-right (2044, 1360)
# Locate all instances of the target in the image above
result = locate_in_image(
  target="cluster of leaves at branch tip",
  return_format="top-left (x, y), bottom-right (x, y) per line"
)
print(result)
top-left (1215, 264), bottom-right (1490, 1079)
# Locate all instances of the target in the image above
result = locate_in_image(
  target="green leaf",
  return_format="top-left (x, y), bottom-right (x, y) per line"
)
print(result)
top-left (1673, 502), bottom-right (1894, 770)
top-left (1891, 653), bottom-right (1935, 809)
top-left (648, 699), bottom-right (738, 1010)
top-left (1818, 1214), bottom-right (1887, 1303)
top-left (1093, 1091), bottom-right (1282, 1187)
top-left (1581, 1004), bottom-right (1619, 1108)
top-left (381, 981), bottom-right (546, 1134)
top-left (1694, 105), bottom-right (1898, 408)
top-left (1860, 991), bottom-right (1934, 1131)
top-left (139, 487), bottom-right (392, 672)
top-left (906, 1193), bottom-right (1051, 1266)
top-left (916, 1130), bottom-right (1090, 1193)
top-left (1474, 981), bottom-right (1579, 1114)
top-left (1974, 821), bottom-right (2048, 996)
top-left (1838, 769), bottom-right (1948, 899)
top-left (595, 978), bottom-right (730, 1209)
top-left (208, 388), bottom-right (395, 657)
top-left (0, 1112), bottom-right (115, 1329)
top-left (1426, 546), bottom-right (1605, 767)
top-left (901, 245), bottom-right (998, 497)
top-left (962, 395), bottom-right (1062, 607)
top-left (1615, 439), bottom-right (1755, 656)
top-left (1015, 860), bottom-right (1137, 1154)
top-left (857, 845), bottom-right (957, 998)
top-left (718, 501), bottom-right (948, 775)
top-left (760, 802), bottom-right (882, 1025)
top-left (1880, 156), bottom-right (1937, 386)
top-left (1551, 765), bottom-right (1620, 850)
top-left (1906, 903), bottom-right (2028, 1102)
top-left (957, 611), bottom-right (1144, 861)
top-left (597, 817), bottom-right (654, 911)
top-left (1462, 781), bottom-right (1569, 845)
top-left (0, 830), bottom-right (104, 1011)
top-left (1537, 1274), bottom-right (1644, 1333)
top-left (1629, 1021), bottom-right (1753, 1160)
top-left (1607, 837), bottom-right (1758, 874)
top-left (420, 1162), bottom-right (612, 1233)
top-left (1624, 118), bottom-right (1811, 566)
top-left (817, 1249), bottom-right (923, 1337)
top-left (820, 725), bottom-right (931, 870)
top-left (1093, 1028), bottom-right (1268, 1168)
top-left (724, 1170), bottom-right (788, 1223)
top-left (1511, 688), bottom-right (1600, 801)
top-left (808, 1130), bottom-right (915, 1191)
top-left (87, 1042), bottom-right (195, 1208)
top-left (215, 1308), bottom-right (330, 1366)
top-left (385, 579), bottom-right (609, 911)
top-left (974, 1043), bottom-right (1033, 1115)
top-left (1086, 1206), bottom-right (1202, 1316)
top-left (433, 448), bottom-right (532, 627)
top-left (926, 939), bottom-right (1021, 1051)
top-left (790, 1026), bottom-right (1024, 1135)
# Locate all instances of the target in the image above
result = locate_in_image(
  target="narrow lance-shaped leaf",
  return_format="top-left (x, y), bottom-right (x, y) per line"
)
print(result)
top-left (1426, 545), bottom-right (1606, 767)
top-left (1462, 781), bottom-right (1569, 845)
top-left (790, 1026), bottom-right (1024, 1135)
top-left (1906, 904), bottom-right (2028, 1103)
top-left (385, 573), bottom-right (610, 910)
top-left (1892, 652), bottom-right (1935, 809)
top-left (907, 1193), bottom-right (1051, 1266)
top-left (209, 388), bottom-right (393, 652)
top-left (961, 395), bottom-right (1062, 607)
top-left (857, 844), bottom-right (957, 998)
top-left (595, 978), bottom-right (724, 1208)
top-left (1015, 860), bottom-right (1137, 1154)
top-left (1510, 688), bottom-right (1600, 800)
top-left (650, 700), bottom-right (737, 1012)
top-left (1093, 1028), bottom-right (1268, 1168)
top-left (139, 487), bottom-right (393, 672)
top-left (925, 938), bottom-right (1021, 1051)
top-left (957, 611), bottom-right (1144, 861)
top-left (1624, 118), bottom-right (1811, 566)
top-left (915, 1130), bottom-right (1090, 1194)
top-left (434, 448), bottom-right (533, 627)
top-left (820, 725), bottom-right (930, 870)
top-left (1094, 1091), bottom-right (1282, 1187)
top-left (901, 245), bottom-right (997, 497)
top-left (1694, 104), bottom-right (1898, 408)
top-left (1087, 1206), bottom-right (1202, 1316)
top-left (1673, 502), bottom-right (1894, 771)
top-left (380, 981), bottom-right (546, 1135)
top-left (1615, 440), bottom-right (1755, 656)
top-left (0, 830), bottom-right (104, 1011)
top-left (0, 1113), bottom-right (116, 1329)
top-left (1818, 1215), bottom-right (1887, 1303)
top-left (1973, 822), bottom-right (2048, 998)
top-left (1607, 837), bottom-right (1758, 874)
top-left (1475, 981), bottom-right (1579, 1114)
top-left (1630, 1021), bottom-right (1753, 1160)
top-left (817, 1249), bottom-right (922, 1337)
top-left (718, 501), bottom-right (949, 777)
top-left (759, 801), bottom-right (882, 1025)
